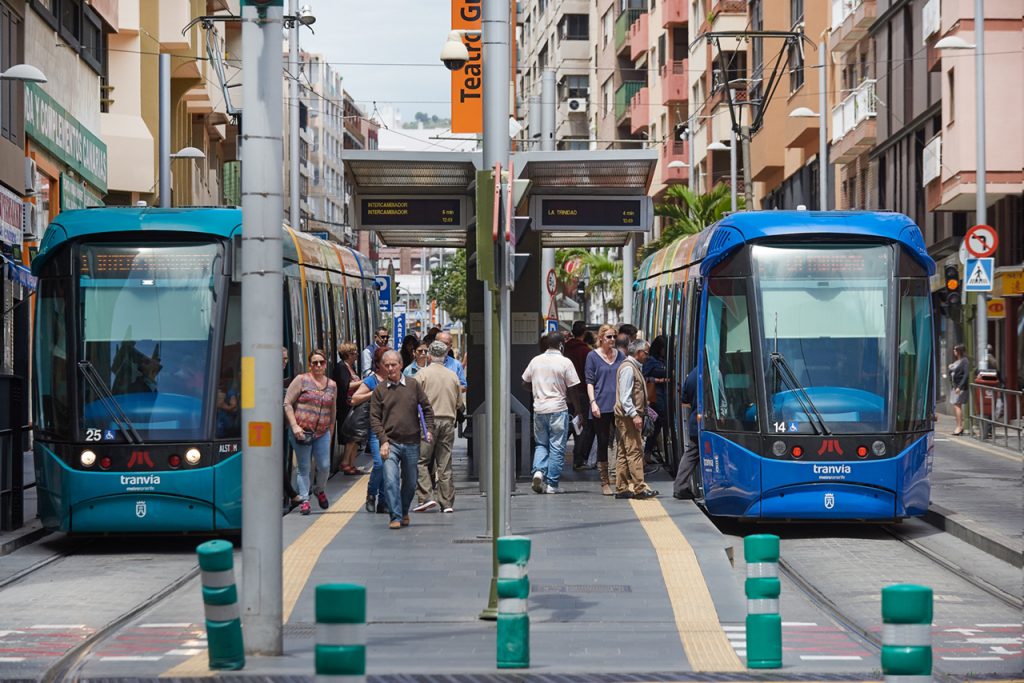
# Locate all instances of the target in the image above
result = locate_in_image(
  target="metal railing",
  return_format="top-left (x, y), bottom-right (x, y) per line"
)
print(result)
top-left (968, 382), bottom-right (1023, 452)
top-left (615, 80), bottom-right (645, 120)
top-left (615, 9), bottom-right (644, 51)
top-left (831, 78), bottom-right (877, 142)
top-left (831, 0), bottom-right (864, 30)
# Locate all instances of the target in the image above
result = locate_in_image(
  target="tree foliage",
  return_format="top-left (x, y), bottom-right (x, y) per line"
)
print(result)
top-left (641, 183), bottom-right (741, 259)
top-left (555, 247), bottom-right (624, 315)
top-left (427, 250), bottom-right (467, 323)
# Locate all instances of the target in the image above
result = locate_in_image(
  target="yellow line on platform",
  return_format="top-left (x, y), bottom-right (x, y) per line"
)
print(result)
top-left (630, 498), bottom-right (744, 673)
top-left (161, 476), bottom-right (367, 678)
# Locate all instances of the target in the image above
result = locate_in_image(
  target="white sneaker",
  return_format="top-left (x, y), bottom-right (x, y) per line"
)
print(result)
top-left (442, 507), bottom-right (454, 513)
top-left (544, 485), bottom-right (563, 494)
top-left (531, 471), bottom-right (544, 493)
top-left (412, 500), bottom-right (439, 512)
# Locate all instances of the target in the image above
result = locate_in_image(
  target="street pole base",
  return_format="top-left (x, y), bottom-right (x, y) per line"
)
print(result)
top-left (479, 606), bottom-right (498, 621)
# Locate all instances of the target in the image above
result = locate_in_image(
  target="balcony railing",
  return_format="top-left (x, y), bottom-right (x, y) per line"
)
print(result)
top-left (922, 134), bottom-right (941, 186)
top-left (831, 79), bottom-right (877, 142)
top-left (831, 0), bottom-right (863, 30)
top-left (615, 9), bottom-right (644, 52)
top-left (615, 80), bottom-right (645, 120)
top-left (660, 60), bottom-right (688, 104)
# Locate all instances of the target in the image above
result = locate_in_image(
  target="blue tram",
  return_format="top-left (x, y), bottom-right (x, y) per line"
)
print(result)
top-left (31, 207), bottom-right (379, 533)
top-left (634, 211), bottom-right (935, 520)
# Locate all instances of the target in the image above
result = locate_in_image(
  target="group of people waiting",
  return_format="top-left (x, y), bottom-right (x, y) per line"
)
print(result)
top-left (282, 326), bottom-right (466, 529)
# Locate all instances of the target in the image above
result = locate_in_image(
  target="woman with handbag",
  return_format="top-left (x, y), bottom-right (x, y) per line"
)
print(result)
top-left (350, 346), bottom-right (390, 513)
top-left (335, 342), bottom-right (364, 474)
top-left (284, 349), bottom-right (338, 516)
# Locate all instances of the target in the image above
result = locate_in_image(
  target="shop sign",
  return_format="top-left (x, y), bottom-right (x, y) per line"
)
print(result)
top-left (0, 184), bottom-right (23, 247)
top-left (986, 298), bottom-right (1005, 320)
top-left (25, 83), bottom-right (107, 193)
top-left (998, 270), bottom-right (1024, 297)
top-left (60, 173), bottom-right (104, 211)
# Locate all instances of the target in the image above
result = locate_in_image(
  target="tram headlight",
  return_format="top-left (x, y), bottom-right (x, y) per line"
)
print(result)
top-left (80, 449), bottom-right (97, 467)
top-left (871, 440), bottom-right (886, 456)
top-left (184, 448), bottom-right (202, 465)
top-left (771, 440), bottom-right (787, 457)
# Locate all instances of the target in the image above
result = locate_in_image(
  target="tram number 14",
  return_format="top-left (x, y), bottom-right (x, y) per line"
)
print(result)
top-left (774, 421), bottom-right (798, 433)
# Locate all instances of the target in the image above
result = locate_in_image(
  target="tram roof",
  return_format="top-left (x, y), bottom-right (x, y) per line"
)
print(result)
top-left (34, 207), bottom-right (243, 272)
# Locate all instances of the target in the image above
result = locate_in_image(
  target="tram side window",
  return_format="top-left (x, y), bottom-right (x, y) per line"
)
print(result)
top-left (703, 279), bottom-right (758, 431)
top-left (287, 279), bottom-right (305, 369)
top-left (216, 285), bottom-right (242, 439)
top-left (35, 279), bottom-right (71, 438)
top-left (895, 280), bottom-right (933, 432)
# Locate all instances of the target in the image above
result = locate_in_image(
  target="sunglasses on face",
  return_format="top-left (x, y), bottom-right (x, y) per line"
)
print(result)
top-left (604, 335), bottom-right (615, 340)
top-left (416, 349), bottom-right (427, 355)
top-left (310, 360), bottom-right (326, 366)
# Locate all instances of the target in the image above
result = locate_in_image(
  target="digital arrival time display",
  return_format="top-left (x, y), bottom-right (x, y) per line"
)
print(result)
top-left (539, 198), bottom-right (643, 228)
top-left (359, 198), bottom-right (461, 228)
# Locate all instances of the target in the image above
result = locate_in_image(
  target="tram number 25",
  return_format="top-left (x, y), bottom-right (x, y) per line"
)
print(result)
top-left (86, 428), bottom-right (102, 442)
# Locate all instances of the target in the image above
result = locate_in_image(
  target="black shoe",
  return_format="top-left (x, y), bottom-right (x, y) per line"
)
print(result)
top-left (365, 495), bottom-right (376, 513)
top-left (635, 489), bottom-right (659, 500)
top-left (614, 491), bottom-right (634, 499)
top-left (376, 499), bottom-right (389, 514)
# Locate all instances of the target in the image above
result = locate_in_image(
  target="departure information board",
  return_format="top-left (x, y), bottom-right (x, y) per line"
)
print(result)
top-left (529, 195), bottom-right (652, 232)
top-left (359, 198), bottom-right (461, 227)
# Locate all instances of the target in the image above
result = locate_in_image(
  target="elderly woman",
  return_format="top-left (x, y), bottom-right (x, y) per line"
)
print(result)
top-left (284, 349), bottom-right (338, 516)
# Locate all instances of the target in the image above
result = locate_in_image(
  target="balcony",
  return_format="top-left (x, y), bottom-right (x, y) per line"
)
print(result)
top-left (662, 0), bottom-right (686, 28)
top-left (615, 80), bottom-right (645, 122)
top-left (660, 60), bottom-right (688, 105)
top-left (923, 134), bottom-right (942, 211)
top-left (629, 12), bottom-right (649, 62)
top-left (629, 87), bottom-right (650, 135)
top-left (615, 9), bottom-right (644, 55)
top-left (830, 79), bottom-right (877, 163)
top-left (660, 139), bottom-right (689, 185)
top-left (556, 38), bottom-right (590, 64)
top-left (828, 0), bottom-right (876, 53)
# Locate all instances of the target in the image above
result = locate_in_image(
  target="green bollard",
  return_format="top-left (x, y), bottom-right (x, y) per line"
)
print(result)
top-left (744, 534), bottom-right (781, 669)
top-left (315, 584), bottom-right (367, 682)
top-left (196, 539), bottom-right (244, 670)
top-left (496, 536), bottom-right (531, 669)
top-left (881, 584), bottom-right (932, 683)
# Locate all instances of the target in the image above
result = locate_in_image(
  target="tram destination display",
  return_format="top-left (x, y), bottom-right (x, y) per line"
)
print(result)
top-left (359, 197), bottom-right (461, 228)
top-left (529, 195), bottom-right (652, 232)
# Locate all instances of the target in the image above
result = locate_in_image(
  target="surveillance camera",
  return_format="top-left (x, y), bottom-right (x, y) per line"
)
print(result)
top-left (298, 5), bottom-right (316, 26)
top-left (440, 31), bottom-right (469, 71)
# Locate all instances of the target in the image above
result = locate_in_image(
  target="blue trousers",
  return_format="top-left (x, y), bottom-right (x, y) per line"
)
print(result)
top-left (291, 430), bottom-right (331, 502)
top-left (382, 441), bottom-right (420, 522)
top-left (532, 411), bottom-right (569, 488)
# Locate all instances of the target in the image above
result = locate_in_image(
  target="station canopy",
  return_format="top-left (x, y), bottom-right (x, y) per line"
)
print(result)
top-left (343, 149), bottom-right (657, 249)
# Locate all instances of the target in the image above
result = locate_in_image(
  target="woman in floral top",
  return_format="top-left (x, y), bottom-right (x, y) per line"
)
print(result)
top-left (284, 349), bottom-right (338, 515)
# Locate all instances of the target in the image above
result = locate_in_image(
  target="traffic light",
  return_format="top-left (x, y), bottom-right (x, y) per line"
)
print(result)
top-left (944, 264), bottom-right (961, 306)
top-left (576, 280), bottom-right (587, 303)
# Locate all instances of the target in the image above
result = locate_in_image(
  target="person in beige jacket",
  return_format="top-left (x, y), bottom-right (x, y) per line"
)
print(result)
top-left (412, 341), bottom-right (462, 513)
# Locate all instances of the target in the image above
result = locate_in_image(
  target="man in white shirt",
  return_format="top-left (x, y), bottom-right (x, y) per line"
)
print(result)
top-left (522, 332), bottom-right (583, 493)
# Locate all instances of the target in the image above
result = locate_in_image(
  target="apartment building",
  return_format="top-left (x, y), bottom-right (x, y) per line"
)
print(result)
top-left (516, 0), bottom-right (591, 149)
top-left (303, 53), bottom-right (348, 243)
top-left (590, 0), bottom-right (648, 151)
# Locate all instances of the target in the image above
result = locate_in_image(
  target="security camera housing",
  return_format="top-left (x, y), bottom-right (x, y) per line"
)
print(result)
top-left (440, 35), bottom-right (470, 71)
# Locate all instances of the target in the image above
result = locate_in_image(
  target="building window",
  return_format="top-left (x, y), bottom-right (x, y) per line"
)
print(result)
top-left (602, 9), bottom-right (613, 47)
top-left (538, 42), bottom-right (548, 71)
top-left (658, 33), bottom-right (666, 69)
top-left (31, 0), bottom-right (107, 76)
top-left (790, 0), bottom-right (803, 25)
top-left (788, 42), bottom-right (804, 92)
top-left (603, 77), bottom-right (613, 117)
top-left (558, 138), bottom-right (589, 151)
top-left (558, 14), bottom-right (588, 41)
top-left (538, 0), bottom-right (547, 15)
top-left (562, 74), bottom-right (589, 99)
top-left (946, 69), bottom-right (955, 124)
top-left (0, 4), bottom-right (22, 144)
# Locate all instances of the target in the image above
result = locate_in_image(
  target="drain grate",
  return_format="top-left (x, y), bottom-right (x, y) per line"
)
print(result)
top-left (452, 538), bottom-right (492, 544)
top-left (532, 584), bottom-right (632, 593)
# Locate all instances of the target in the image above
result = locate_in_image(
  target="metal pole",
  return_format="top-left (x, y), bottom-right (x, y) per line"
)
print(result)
top-left (240, 0), bottom-right (284, 655)
top-left (740, 124), bottom-right (753, 209)
top-left (479, 0), bottom-right (510, 619)
top-left (540, 69), bottom-right (556, 321)
top-left (688, 117), bottom-right (695, 192)
top-left (421, 247), bottom-right (427, 332)
top-left (729, 127), bottom-right (738, 212)
top-left (818, 40), bottom-right (828, 211)
top-left (289, 0), bottom-right (300, 228)
top-left (622, 238), bottom-right (634, 323)
top-left (528, 95), bottom-right (541, 149)
top-left (159, 54), bottom-right (170, 207)
top-left (974, 2), bottom-right (988, 371)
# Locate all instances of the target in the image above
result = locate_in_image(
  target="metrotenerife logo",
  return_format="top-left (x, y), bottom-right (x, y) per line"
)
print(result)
top-left (127, 450), bottom-right (155, 469)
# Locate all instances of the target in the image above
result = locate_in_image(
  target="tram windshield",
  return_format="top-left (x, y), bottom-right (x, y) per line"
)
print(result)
top-left (78, 242), bottom-right (221, 441)
top-left (753, 244), bottom-right (891, 434)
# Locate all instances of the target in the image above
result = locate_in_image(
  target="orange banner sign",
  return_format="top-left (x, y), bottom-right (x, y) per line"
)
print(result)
top-left (451, 0), bottom-right (483, 133)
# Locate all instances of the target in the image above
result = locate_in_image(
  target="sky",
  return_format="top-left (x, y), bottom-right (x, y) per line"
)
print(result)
top-left (301, 1), bottom-right (454, 123)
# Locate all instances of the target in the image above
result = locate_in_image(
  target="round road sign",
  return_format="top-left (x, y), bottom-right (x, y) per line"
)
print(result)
top-left (964, 224), bottom-right (998, 258)
top-left (546, 268), bottom-right (557, 295)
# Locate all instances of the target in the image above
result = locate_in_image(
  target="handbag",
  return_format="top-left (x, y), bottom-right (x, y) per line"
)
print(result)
top-left (642, 406), bottom-right (658, 439)
top-left (340, 401), bottom-right (371, 443)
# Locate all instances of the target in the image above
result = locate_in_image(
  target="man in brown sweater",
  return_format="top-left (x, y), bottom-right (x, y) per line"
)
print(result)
top-left (370, 350), bottom-right (435, 529)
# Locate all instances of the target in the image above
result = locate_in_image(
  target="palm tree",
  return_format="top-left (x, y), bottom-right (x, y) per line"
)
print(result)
top-left (641, 183), bottom-right (741, 259)
top-left (555, 247), bottom-right (624, 317)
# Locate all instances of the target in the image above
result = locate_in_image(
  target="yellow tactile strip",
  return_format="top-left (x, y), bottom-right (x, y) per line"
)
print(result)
top-left (161, 475), bottom-right (367, 678)
top-left (629, 498), bottom-right (745, 672)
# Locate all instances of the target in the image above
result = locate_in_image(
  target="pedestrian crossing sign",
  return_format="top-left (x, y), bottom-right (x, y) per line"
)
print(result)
top-left (964, 257), bottom-right (994, 292)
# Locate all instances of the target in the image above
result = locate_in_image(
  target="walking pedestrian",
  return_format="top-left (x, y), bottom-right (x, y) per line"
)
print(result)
top-left (370, 350), bottom-right (436, 529)
top-left (524, 332), bottom-right (582, 494)
top-left (411, 342), bottom-right (461, 512)
top-left (404, 341), bottom-right (429, 377)
top-left (400, 334), bottom-right (420, 369)
top-left (613, 340), bottom-right (658, 499)
top-left (586, 324), bottom-right (625, 496)
top-left (351, 346), bottom-right (390, 513)
top-left (335, 342), bottom-right (367, 474)
top-left (435, 330), bottom-right (468, 390)
top-left (563, 321), bottom-right (593, 470)
top-left (673, 366), bottom-right (700, 499)
top-left (362, 327), bottom-right (389, 377)
top-left (643, 335), bottom-right (668, 462)
top-left (282, 346), bottom-right (300, 511)
top-left (948, 344), bottom-right (968, 436)
top-left (283, 349), bottom-right (338, 515)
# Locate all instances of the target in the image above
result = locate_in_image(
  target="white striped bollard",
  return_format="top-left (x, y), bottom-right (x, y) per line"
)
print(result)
top-left (744, 533), bottom-right (781, 668)
top-left (316, 583), bottom-right (366, 682)
top-left (196, 539), bottom-right (244, 670)
top-left (882, 584), bottom-right (932, 683)
top-left (496, 535), bottom-right (531, 669)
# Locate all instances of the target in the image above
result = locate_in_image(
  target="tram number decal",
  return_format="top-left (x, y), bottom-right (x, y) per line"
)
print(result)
top-left (773, 422), bottom-right (786, 433)
top-left (86, 428), bottom-right (102, 442)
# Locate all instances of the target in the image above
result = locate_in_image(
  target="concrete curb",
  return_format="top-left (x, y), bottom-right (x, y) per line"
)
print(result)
top-left (923, 503), bottom-right (1023, 568)
top-left (0, 519), bottom-right (50, 557)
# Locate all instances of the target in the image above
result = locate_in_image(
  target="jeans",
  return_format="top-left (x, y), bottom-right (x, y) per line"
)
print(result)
top-left (532, 411), bottom-right (569, 488)
top-left (367, 433), bottom-right (383, 497)
top-left (382, 441), bottom-right (419, 522)
top-left (291, 430), bottom-right (331, 502)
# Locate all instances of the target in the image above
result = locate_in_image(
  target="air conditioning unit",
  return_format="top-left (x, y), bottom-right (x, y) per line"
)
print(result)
top-left (566, 97), bottom-right (587, 113)
top-left (24, 158), bottom-right (37, 195)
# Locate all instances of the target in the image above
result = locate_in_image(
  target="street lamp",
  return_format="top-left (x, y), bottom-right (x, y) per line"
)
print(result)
top-left (936, 2), bottom-right (987, 369)
top-left (0, 64), bottom-right (47, 83)
top-left (170, 146), bottom-right (206, 159)
top-left (667, 160), bottom-right (688, 168)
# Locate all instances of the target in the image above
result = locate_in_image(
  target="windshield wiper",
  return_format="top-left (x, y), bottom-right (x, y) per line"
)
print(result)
top-left (77, 360), bottom-right (143, 444)
top-left (769, 351), bottom-right (831, 436)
